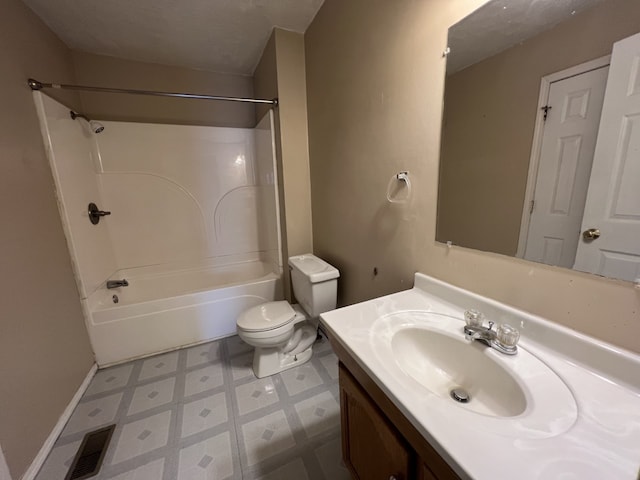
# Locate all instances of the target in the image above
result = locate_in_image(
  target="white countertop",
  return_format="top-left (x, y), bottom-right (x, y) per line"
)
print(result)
top-left (320, 273), bottom-right (640, 479)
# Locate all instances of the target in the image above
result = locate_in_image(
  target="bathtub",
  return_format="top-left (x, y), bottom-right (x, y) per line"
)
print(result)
top-left (85, 259), bottom-right (282, 366)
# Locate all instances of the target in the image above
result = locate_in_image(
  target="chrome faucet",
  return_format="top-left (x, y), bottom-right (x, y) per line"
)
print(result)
top-left (106, 279), bottom-right (129, 289)
top-left (463, 310), bottom-right (519, 355)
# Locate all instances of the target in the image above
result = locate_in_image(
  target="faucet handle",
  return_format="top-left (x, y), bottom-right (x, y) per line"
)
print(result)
top-left (487, 321), bottom-right (494, 331)
top-left (464, 309), bottom-right (484, 327)
top-left (496, 324), bottom-right (520, 347)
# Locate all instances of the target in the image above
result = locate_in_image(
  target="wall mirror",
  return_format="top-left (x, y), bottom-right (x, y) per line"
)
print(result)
top-left (436, 0), bottom-right (640, 283)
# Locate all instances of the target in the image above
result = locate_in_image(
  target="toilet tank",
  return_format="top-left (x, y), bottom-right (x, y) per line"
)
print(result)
top-left (288, 254), bottom-right (340, 317)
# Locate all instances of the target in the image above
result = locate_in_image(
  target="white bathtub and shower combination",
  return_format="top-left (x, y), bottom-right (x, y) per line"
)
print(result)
top-left (35, 92), bottom-right (284, 366)
top-left (88, 258), bottom-right (282, 365)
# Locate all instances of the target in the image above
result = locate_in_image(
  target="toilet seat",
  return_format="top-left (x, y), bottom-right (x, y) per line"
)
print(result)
top-left (237, 301), bottom-right (296, 332)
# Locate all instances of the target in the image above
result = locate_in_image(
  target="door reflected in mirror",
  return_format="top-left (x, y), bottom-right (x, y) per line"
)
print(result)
top-left (436, 0), bottom-right (640, 283)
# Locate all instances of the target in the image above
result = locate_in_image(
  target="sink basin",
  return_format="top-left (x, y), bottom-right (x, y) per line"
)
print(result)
top-left (371, 311), bottom-right (578, 438)
top-left (392, 327), bottom-right (526, 417)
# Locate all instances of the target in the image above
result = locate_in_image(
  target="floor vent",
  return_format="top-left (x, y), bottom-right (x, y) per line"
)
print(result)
top-left (65, 424), bottom-right (115, 480)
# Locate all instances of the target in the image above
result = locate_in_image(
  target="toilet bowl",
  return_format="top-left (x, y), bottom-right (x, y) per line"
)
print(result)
top-left (236, 254), bottom-right (339, 378)
top-left (237, 302), bottom-right (318, 377)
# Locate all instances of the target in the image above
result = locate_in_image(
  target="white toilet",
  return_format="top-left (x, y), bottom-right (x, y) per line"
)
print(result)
top-left (236, 254), bottom-right (340, 378)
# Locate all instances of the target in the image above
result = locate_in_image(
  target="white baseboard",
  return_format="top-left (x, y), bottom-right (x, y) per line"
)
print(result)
top-left (21, 364), bottom-right (97, 480)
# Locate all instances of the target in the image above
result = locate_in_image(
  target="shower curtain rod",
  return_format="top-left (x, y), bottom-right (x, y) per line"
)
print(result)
top-left (27, 78), bottom-right (278, 106)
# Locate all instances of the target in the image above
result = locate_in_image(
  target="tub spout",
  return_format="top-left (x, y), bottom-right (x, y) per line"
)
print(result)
top-left (107, 279), bottom-right (129, 289)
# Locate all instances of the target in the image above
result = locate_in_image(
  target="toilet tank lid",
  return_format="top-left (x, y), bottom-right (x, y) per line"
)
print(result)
top-left (237, 301), bottom-right (296, 331)
top-left (288, 254), bottom-right (340, 283)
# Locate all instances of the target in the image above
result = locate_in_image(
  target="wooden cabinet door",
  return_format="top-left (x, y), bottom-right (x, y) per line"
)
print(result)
top-left (339, 363), bottom-right (413, 480)
top-left (418, 463), bottom-right (438, 480)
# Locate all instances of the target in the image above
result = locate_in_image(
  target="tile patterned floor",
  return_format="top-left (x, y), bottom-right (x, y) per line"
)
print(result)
top-left (36, 335), bottom-right (351, 480)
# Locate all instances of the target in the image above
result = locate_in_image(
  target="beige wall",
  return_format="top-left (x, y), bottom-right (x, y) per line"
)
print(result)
top-left (272, 30), bottom-right (313, 258)
top-left (254, 29), bottom-right (314, 300)
top-left (0, 0), bottom-right (95, 476)
top-left (72, 51), bottom-right (255, 127)
top-left (438, 0), bottom-right (640, 256)
top-left (254, 34), bottom-right (279, 125)
top-left (305, 0), bottom-right (640, 353)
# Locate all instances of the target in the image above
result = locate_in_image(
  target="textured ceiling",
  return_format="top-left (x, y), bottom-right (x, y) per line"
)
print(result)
top-left (21, 0), bottom-right (324, 75)
top-left (447, 0), bottom-right (610, 74)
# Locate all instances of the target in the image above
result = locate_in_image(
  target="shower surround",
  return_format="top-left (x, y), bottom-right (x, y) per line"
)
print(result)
top-left (34, 92), bottom-right (283, 365)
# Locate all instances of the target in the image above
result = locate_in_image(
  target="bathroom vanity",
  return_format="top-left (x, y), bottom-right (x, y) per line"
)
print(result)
top-left (337, 344), bottom-right (459, 479)
top-left (320, 274), bottom-right (640, 480)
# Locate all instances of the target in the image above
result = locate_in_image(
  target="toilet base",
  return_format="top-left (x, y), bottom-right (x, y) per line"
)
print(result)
top-left (252, 345), bottom-right (313, 378)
